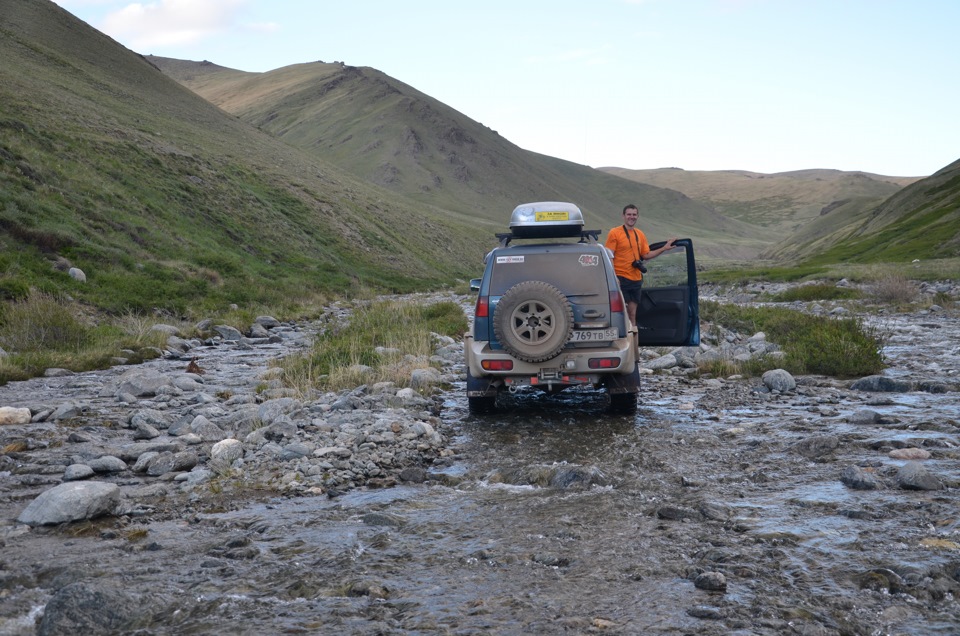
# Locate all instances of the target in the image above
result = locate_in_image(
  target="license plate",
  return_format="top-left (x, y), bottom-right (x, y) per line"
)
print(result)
top-left (570, 328), bottom-right (618, 342)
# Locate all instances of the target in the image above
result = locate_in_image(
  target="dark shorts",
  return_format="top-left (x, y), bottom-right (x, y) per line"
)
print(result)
top-left (617, 276), bottom-right (643, 304)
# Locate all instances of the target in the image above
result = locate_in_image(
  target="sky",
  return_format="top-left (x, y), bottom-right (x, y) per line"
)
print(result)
top-left (52, 0), bottom-right (960, 177)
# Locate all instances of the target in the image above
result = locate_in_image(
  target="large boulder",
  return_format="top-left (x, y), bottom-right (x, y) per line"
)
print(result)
top-left (17, 481), bottom-right (120, 526)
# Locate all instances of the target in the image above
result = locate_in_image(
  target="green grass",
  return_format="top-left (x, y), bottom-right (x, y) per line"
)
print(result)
top-left (0, 292), bottom-right (167, 384)
top-left (279, 299), bottom-right (467, 393)
top-left (766, 283), bottom-right (862, 302)
top-left (700, 300), bottom-right (885, 378)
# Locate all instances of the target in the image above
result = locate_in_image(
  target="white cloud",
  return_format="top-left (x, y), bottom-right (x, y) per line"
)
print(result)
top-left (100, 0), bottom-right (246, 48)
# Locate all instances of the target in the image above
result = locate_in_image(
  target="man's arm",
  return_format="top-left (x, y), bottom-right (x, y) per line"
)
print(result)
top-left (641, 237), bottom-right (677, 261)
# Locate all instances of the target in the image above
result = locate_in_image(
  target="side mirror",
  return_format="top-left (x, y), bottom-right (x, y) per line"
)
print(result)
top-left (470, 278), bottom-right (482, 292)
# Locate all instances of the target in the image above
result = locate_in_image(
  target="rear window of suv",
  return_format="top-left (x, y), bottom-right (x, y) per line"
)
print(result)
top-left (489, 249), bottom-right (608, 296)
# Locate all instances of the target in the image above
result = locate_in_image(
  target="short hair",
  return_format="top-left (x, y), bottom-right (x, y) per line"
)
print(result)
top-left (622, 204), bottom-right (638, 215)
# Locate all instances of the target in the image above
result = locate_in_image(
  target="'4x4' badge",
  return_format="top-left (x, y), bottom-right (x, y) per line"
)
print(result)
top-left (578, 254), bottom-right (599, 267)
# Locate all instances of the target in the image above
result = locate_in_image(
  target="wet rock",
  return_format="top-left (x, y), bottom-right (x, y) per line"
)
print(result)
top-left (889, 448), bottom-right (931, 460)
top-left (362, 512), bottom-right (406, 528)
top-left (762, 368), bottom-right (796, 393)
top-left (347, 580), bottom-right (389, 599)
top-left (846, 409), bottom-right (883, 425)
top-left (37, 582), bottom-right (148, 636)
top-left (694, 571), bottom-right (727, 592)
top-left (18, 481), bottom-right (120, 526)
top-left (840, 465), bottom-right (881, 490)
top-left (850, 375), bottom-right (913, 392)
top-left (532, 553), bottom-right (570, 567)
top-left (853, 568), bottom-right (906, 593)
top-left (897, 461), bottom-right (944, 491)
top-left (687, 605), bottom-right (725, 619)
top-left (793, 434), bottom-right (839, 459)
top-left (657, 505), bottom-right (702, 521)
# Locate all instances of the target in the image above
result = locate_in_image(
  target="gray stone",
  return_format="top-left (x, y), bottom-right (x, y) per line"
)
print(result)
top-left (897, 461), bottom-right (944, 491)
top-left (214, 324), bottom-right (243, 341)
top-left (793, 435), bottom-right (839, 459)
top-left (850, 375), bottom-right (913, 393)
top-left (840, 465), bottom-right (880, 490)
top-left (116, 369), bottom-right (174, 397)
top-left (18, 481), bottom-right (120, 526)
top-left (88, 455), bottom-right (128, 473)
top-left (762, 368), bottom-right (796, 393)
top-left (37, 582), bottom-right (145, 635)
top-left (146, 451), bottom-right (199, 476)
top-left (63, 464), bottom-right (95, 481)
top-left (410, 367), bottom-right (442, 391)
top-left (210, 439), bottom-right (243, 465)
top-left (694, 571), bottom-right (727, 592)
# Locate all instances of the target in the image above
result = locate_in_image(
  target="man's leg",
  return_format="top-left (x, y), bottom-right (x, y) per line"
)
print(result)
top-left (627, 301), bottom-right (638, 327)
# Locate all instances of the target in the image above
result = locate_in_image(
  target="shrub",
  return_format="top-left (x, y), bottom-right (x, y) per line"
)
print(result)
top-left (0, 292), bottom-right (89, 352)
top-left (280, 299), bottom-right (467, 393)
top-left (700, 301), bottom-right (885, 378)
top-left (868, 274), bottom-right (919, 306)
top-left (768, 283), bottom-right (861, 302)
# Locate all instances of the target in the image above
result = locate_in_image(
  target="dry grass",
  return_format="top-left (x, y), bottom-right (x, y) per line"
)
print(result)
top-left (867, 273), bottom-right (920, 306)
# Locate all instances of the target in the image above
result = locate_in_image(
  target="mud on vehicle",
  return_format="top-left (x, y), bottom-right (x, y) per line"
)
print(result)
top-left (465, 201), bottom-right (700, 414)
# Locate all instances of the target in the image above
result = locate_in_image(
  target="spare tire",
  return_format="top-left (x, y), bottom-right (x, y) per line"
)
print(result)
top-left (494, 281), bottom-right (573, 363)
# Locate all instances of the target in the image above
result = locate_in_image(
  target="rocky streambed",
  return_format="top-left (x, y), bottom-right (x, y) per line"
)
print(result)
top-left (1, 286), bottom-right (959, 635)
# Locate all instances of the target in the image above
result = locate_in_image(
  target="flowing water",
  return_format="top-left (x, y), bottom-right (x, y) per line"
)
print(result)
top-left (2, 310), bottom-right (959, 635)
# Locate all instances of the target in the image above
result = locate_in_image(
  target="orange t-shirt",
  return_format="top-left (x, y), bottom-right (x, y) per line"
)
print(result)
top-left (605, 225), bottom-right (650, 282)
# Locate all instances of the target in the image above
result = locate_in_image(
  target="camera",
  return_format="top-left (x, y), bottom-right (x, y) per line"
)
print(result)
top-left (632, 259), bottom-right (647, 273)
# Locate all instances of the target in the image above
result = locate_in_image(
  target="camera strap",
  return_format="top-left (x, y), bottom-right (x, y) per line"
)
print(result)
top-left (622, 225), bottom-right (641, 262)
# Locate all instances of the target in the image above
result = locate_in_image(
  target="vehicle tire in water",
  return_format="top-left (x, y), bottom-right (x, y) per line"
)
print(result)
top-left (494, 281), bottom-right (573, 363)
top-left (608, 391), bottom-right (638, 414)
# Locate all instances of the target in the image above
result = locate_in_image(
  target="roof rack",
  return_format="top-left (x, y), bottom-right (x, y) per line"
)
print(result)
top-left (495, 229), bottom-right (602, 248)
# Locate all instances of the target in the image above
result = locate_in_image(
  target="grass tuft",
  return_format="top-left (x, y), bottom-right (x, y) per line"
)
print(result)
top-left (280, 300), bottom-right (467, 393)
top-left (700, 300), bottom-right (885, 378)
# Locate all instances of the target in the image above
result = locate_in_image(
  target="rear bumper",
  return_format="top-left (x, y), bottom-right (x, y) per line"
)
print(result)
top-left (464, 331), bottom-right (638, 395)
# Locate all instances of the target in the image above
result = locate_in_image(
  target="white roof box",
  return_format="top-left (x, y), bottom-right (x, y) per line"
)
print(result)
top-left (508, 201), bottom-right (584, 238)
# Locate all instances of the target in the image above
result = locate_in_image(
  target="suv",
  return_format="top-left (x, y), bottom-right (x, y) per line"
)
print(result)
top-left (465, 201), bottom-right (700, 414)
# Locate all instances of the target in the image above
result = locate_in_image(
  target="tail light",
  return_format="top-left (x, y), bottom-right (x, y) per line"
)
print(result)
top-left (610, 290), bottom-right (625, 313)
top-left (589, 358), bottom-right (621, 369)
top-left (482, 359), bottom-right (513, 371)
top-left (476, 296), bottom-right (489, 318)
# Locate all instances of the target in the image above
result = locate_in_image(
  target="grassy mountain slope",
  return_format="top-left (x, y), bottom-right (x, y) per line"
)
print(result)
top-left (149, 57), bottom-right (769, 260)
top-left (599, 166), bottom-right (917, 235)
top-left (800, 158), bottom-right (960, 265)
top-left (0, 0), bottom-right (492, 314)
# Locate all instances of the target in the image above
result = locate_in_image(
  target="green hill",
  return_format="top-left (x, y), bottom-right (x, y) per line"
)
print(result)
top-left (800, 158), bottom-right (960, 265)
top-left (148, 56), bottom-right (768, 260)
top-left (599, 166), bottom-right (917, 235)
top-left (0, 0), bottom-right (491, 314)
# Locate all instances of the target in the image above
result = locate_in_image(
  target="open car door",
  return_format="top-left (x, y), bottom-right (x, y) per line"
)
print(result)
top-left (634, 238), bottom-right (700, 347)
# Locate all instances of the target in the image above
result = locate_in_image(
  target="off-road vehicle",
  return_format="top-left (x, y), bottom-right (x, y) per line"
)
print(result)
top-left (465, 201), bottom-right (700, 414)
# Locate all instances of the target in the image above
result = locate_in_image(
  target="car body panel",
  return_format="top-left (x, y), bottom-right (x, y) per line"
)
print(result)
top-left (465, 202), bottom-right (699, 412)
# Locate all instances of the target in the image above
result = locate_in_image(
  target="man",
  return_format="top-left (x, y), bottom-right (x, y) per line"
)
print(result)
top-left (605, 204), bottom-right (677, 326)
